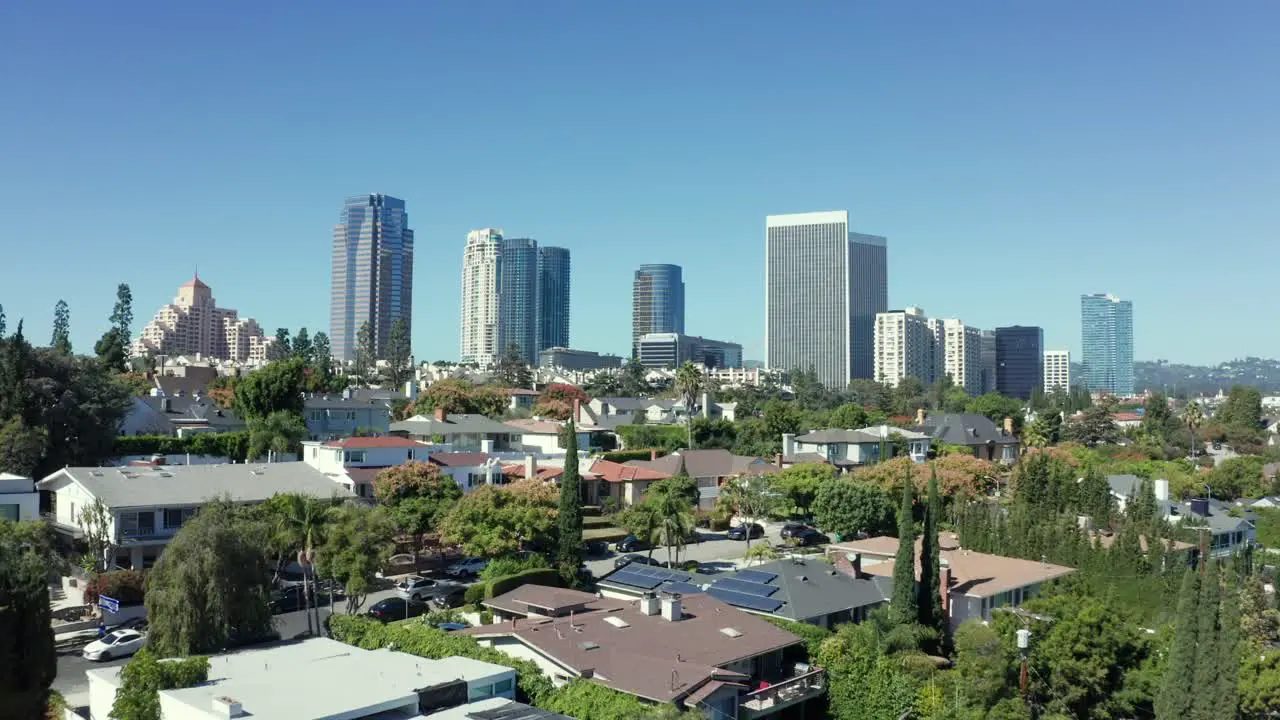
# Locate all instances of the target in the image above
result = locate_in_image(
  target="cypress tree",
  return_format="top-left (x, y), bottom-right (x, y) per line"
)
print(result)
top-left (1191, 561), bottom-right (1222, 720)
top-left (0, 522), bottom-right (57, 718)
top-left (917, 466), bottom-right (944, 633)
top-left (891, 465), bottom-right (918, 625)
top-left (1217, 582), bottom-right (1241, 719)
top-left (556, 420), bottom-right (584, 577)
top-left (1155, 569), bottom-right (1201, 720)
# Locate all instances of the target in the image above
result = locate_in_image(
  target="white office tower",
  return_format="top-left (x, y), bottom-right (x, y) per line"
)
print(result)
top-left (937, 318), bottom-right (983, 395)
top-left (874, 307), bottom-right (936, 388)
top-left (1044, 350), bottom-right (1072, 393)
top-left (460, 228), bottom-right (503, 366)
top-left (765, 211), bottom-right (887, 387)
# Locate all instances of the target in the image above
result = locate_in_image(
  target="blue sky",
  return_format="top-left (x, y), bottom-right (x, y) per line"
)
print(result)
top-left (2, 1), bottom-right (1277, 366)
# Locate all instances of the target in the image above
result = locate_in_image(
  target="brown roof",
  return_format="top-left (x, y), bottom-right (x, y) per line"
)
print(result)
top-left (483, 585), bottom-right (599, 617)
top-left (323, 436), bottom-right (423, 449)
top-left (589, 459), bottom-right (671, 483)
top-left (343, 467), bottom-right (388, 487)
top-left (465, 588), bottom-right (800, 704)
top-left (829, 533), bottom-right (1075, 598)
top-left (429, 452), bottom-right (491, 468)
top-left (501, 464), bottom-right (564, 482)
top-left (624, 454), bottom-right (684, 477)
top-left (504, 418), bottom-right (564, 435)
top-left (1091, 533), bottom-right (1195, 553)
top-left (625, 450), bottom-right (768, 480)
top-left (681, 679), bottom-right (745, 709)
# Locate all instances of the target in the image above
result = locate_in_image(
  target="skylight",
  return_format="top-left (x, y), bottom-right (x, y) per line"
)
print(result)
top-left (720, 627), bottom-right (743, 638)
top-left (604, 616), bottom-right (630, 628)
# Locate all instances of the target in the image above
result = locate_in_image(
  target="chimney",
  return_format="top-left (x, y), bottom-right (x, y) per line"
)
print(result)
top-left (640, 593), bottom-right (660, 616)
top-left (660, 593), bottom-right (683, 622)
top-left (161, 397), bottom-right (172, 413)
top-left (851, 552), bottom-right (863, 579)
top-left (343, 387), bottom-right (353, 400)
top-left (775, 453), bottom-right (783, 470)
top-left (916, 408), bottom-right (926, 426)
top-left (650, 449), bottom-right (658, 461)
top-left (572, 398), bottom-right (581, 424)
top-left (782, 433), bottom-right (796, 459)
top-left (481, 439), bottom-right (494, 455)
top-left (211, 696), bottom-right (243, 718)
top-left (434, 407), bottom-right (446, 422)
top-left (1003, 416), bottom-right (1013, 435)
top-left (524, 454), bottom-right (536, 481)
top-left (404, 380), bottom-right (418, 402)
top-left (700, 391), bottom-right (710, 419)
top-left (1154, 478), bottom-right (1169, 501)
top-left (940, 566), bottom-right (952, 618)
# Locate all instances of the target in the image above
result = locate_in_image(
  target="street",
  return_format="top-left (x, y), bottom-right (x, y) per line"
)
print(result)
top-left (583, 523), bottom-right (788, 578)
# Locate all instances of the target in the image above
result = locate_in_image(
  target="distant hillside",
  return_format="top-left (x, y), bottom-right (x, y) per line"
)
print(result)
top-left (1069, 358), bottom-right (1280, 395)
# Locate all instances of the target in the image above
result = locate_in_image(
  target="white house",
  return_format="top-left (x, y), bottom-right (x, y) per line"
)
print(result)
top-left (88, 637), bottom-right (516, 720)
top-left (37, 462), bottom-right (354, 570)
top-left (786, 425), bottom-right (932, 469)
top-left (301, 436), bottom-right (430, 498)
top-left (502, 418), bottom-right (590, 455)
top-left (0, 473), bottom-right (39, 522)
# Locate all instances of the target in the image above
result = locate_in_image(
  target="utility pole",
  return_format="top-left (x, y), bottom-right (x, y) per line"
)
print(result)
top-left (1017, 628), bottom-right (1031, 698)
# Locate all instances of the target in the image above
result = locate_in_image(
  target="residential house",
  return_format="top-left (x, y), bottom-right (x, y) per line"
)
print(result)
top-left (504, 417), bottom-right (591, 455)
top-left (580, 458), bottom-right (671, 507)
top-left (302, 436), bottom-right (429, 498)
top-left (87, 637), bottom-right (520, 720)
top-left (0, 473), bottom-right (39, 522)
top-left (430, 452), bottom-right (506, 493)
top-left (595, 564), bottom-right (720, 602)
top-left (587, 393), bottom-right (738, 427)
top-left (462, 585), bottom-right (825, 719)
top-left (624, 449), bottom-right (772, 510)
top-left (828, 533), bottom-right (1075, 629)
top-left (392, 409), bottom-right (519, 451)
top-left (914, 411), bottom-right (1019, 463)
top-left (37, 462), bottom-right (354, 570)
top-left (304, 389), bottom-right (398, 440)
top-left (120, 390), bottom-right (246, 437)
top-left (785, 424), bottom-right (931, 470)
top-left (1107, 475), bottom-right (1257, 558)
top-left (1112, 411), bottom-right (1143, 429)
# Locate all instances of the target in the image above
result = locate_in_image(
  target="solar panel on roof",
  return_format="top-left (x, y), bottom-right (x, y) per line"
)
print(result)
top-left (713, 578), bottom-right (778, 597)
top-left (632, 566), bottom-right (691, 583)
top-left (608, 571), bottom-right (663, 590)
top-left (735, 569), bottom-right (778, 584)
top-left (664, 581), bottom-right (705, 596)
top-left (706, 586), bottom-right (784, 613)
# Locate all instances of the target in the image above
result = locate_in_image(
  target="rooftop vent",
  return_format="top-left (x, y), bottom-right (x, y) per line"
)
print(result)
top-left (580, 641), bottom-right (600, 651)
top-left (211, 695), bottom-right (243, 718)
top-left (720, 627), bottom-right (743, 638)
top-left (604, 616), bottom-right (631, 629)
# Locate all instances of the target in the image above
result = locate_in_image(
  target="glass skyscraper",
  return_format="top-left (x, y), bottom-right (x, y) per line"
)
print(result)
top-left (1081, 293), bottom-right (1134, 396)
top-left (536, 246), bottom-right (571, 354)
top-left (632, 264), bottom-right (685, 356)
top-left (330, 194), bottom-right (413, 363)
top-left (995, 325), bottom-right (1044, 400)
top-left (498, 238), bottom-right (539, 364)
top-left (765, 211), bottom-right (887, 387)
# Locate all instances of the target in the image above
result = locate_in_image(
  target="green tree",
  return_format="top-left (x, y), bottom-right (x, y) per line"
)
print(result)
top-left (917, 466), bottom-right (943, 635)
top-left (1064, 398), bottom-right (1120, 447)
top-left (1218, 385), bottom-right (1263, 433)
top-left (556, 421), bottom-right (584, 575)
top-left (233, 357), bottom-right (306, 421)
top-left (110, 282), bottom-right (133, 339)
top-left (966, 392), bottom-right (1023, 425)
top-left (374, 462), bottom-right (462, 560)
top-left (1182, 400), bottom-right (1204, 459)
top-left (653, 486), bottom-right (695, 567)
top-left (646, 474), bottom-right (699, 509)
top-left (50, 299), bottom-right (71, 354)
top-left (271, 327), bottom-right (292, 360)
top-left (292, 327), bottom-right (313, 363)
top-left (311, 331), bottom-right (332, 368)
top-left (0, 416), bottom-right (46, 478)
top-left (816, 621), bottom-right (918, 720)
top-left (1192, 561), bottom-right (1223, 720)
top-left (1218, 578), bottom-right (1241, 718)
top-left (812, 479), bottom-right (894, 540)
top-left (494, 342), bottom-right (533, 389)
top-left (317, 503), bottom-right (396, 614)
top-left (109, 650), bottom-right (209, 720)
top-left (440, 483), bottom-right (557, 557)
top-left (951, 621), bottom-right (1014, 712)
top-left (384, 317), bottom-right (412, 389)
top-left (0, 304), bottom-right (5, 336)
top-left (1140, 393), bottom-right (1174, 443)
top-left (246, 410), bottom-right (308, 461)
top-left (828, 402), bottom-right (869, 429)
top-left (0, 519), bottom-right (57, 719)
top-left (145, 499), bottom-right (274, 656)
top-left (94, 326), bottom-right (128, 371)
top-left (674, 361), bottom-right (703, 449)
top-left (774, 462), bottom-right (832, 519)
top-left (1156, 569), bottom-right (1202, 719)
top-left (891, 468), bottom-right (918, 625)
top-left (353, 320), bottom-right (375, 384)
top-left (719, 474), bottom-right (777, 550)
top-left (79, 497), bottom-right (113, 573)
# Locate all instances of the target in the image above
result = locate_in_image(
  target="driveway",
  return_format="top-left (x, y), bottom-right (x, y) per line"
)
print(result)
top-left (584, 523), bottom-right (790, 577)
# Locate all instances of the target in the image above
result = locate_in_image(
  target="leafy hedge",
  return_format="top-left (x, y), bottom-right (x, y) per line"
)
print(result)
top-left (541, 679), bottom-right (667, 718)
top-left (464, 583), bottom-right (487, 606)
top-left (82, 570), bottom-right (147, 606)
top-left (615, 425), bottom-right (687, 453)
top-left (486, 568), bottom-right (563, 599)
top-left (113, 433), bottom-right (250, 462)
top-left (602, 449), bottom-right (664, 463)
top-left (328, 615), bottom-right (554, 705)
top-left (763, 616), bottom-right (831, 660)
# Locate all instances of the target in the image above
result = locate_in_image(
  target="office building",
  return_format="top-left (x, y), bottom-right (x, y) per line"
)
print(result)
top-left (460, 228), bottom-right (504, 366)
top-left (1044, 350), bottom-right (1071, 393)
top-left (537, 246), bottom-right (571, 353)
top-left (499, 237), bottom-right (538, 364)
top-left (980, 330), bottom-right (998, 395)
top-left (132, 276), bottom-right (274, 362)
top-left (995, 326), bottom-right (1044, 400)
top-left (938, 318), bottom-right (984, 396)
top-left (330, 194), bottom-right (413, 363)
top-left (874, 307), bottom-right (937, 388)
top-left (539, 347), bottom-right (623, 371)
top-left (1081, 293), bottom-right (1134, 396)
top-left (636, 333), bottom-right (743, 370)
top-left (765, 211), bottom-right (887, 387)
top-left (632, 264), bottom-right (684, 355)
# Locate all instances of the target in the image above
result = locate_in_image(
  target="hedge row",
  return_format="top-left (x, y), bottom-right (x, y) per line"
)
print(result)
top-left (763, 615), bottom-right (831, 660)
top-left (601, 448), bottom-right (663, 463)
top-left (486, 568), bottom-right (563, 599)
top-left (113, 433), bottom-right (250, 461)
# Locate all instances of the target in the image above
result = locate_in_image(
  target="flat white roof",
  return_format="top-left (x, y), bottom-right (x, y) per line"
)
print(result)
top-left (765, 210), bottom-right (848, 227)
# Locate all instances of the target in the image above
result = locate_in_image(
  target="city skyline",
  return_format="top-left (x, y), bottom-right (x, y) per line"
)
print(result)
top-left (330, 194), bottom-right (413, 363)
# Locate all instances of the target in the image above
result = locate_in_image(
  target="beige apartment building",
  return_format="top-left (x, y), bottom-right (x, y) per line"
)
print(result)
top-left (131, 275), bottom-right (274, 362)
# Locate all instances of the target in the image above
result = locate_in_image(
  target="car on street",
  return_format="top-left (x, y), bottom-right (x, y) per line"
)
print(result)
top-left (445, 557), bottom-right (488, 578)
top-left (430, 585), bottom-right (468, 610)
top-left (727, 523), bottom-right (765, 541)
top-left (615, 535), bottom-right (651, 553)
top-left (779, 523), bottom-right (813, 540)
top-left (269, 585), bottom-right (315, 614)
top-left (368, 597), bottom-right (427, 623)
top-left (585, 540), bottom-right (609, 556)
top-left (614, 553), bottom-right (659, 569)
top-left (430, 622), bottom-right (469, 631)
top-left (82, 629), bottom-right (146, 662)
top-left (396, 575), bottom-right (451, 602)
top-left (791, 528), bottom-right (830, 547)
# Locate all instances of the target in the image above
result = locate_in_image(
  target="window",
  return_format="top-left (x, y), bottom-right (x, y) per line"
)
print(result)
top-left (309, 411), bottom-right (322, 422)
top-left (346, 411), bottom-right (357, 421)
top-left (468, 683), bottom-right (493, 701)
top-left (492, 678), bottom-right (513, 695)
top-left (163, 508), bottom-right (194, 529)
top-left (0, 504), bottom-right (17, 522)
top-left (344, 451), bottom-right (366, 464)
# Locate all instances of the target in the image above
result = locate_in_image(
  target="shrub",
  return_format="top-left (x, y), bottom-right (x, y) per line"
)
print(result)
top-left (82, 570), bottom-right (147, 606)
top-left (486, 568), bottom-right (563, 599)
top-left (112, 433), bottom-right (250, 462)
top-left (541, 679), bottom-right (659, 719)
top-left (464, 583), bottom-right (487, 607)
top-left (480, 553), bottom-right (550, 581)
top-left (602, 449), bottom-right (661, 463)
top-left (763, 616), bottom-right (831, 660)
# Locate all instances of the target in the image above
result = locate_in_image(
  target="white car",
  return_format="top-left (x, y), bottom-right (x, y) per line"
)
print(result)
top-left (82, 629), bottom-right (146, 662)
top-left (445, 558), bottom-right (488, 578)
top-left (395, 575), bottom-right (446, 602)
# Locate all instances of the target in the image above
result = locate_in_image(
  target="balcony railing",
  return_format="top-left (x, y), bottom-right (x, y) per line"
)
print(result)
top-left (119, 526), bottom-right (179, 541)
top-left (740, 667), bottom-right (826, 718)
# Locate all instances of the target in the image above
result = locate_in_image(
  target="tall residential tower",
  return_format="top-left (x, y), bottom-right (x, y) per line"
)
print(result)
top-left (460, 228), bottom-right (503, 366)
top-left (631, 264), bottom-right (685, 356)
top-left (537, 246), bottom-right (571, 354)
top-left (330, 194), bottom-right (414, 363)
top-left (1081, 293), bottom-right (1134, 396)
top-left (765, 211), bottom-right (887, 387)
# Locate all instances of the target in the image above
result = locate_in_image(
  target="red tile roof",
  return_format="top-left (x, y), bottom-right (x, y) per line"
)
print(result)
top-left (322, 436), bottom-right (424, 449)
top-left (343, 467), bottom-right (388, 487)
top-left (501, 464), bottom-right (564, 481)
top-left (429, 452), bottom-right (491, 467)
top-left (588, 459), bottom-right (671, 483)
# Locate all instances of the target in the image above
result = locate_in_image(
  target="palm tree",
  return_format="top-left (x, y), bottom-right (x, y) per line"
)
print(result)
top-left (275, 495), bottom-right (333, 636)
top-left (652, 491), bottom-right (695, 567)
top-left (674, 361), bottom-right (703, 450)
top-left (1182, 401), bottom-right (1204, 461)
top-left (247, 410), bottom-right (309, 462)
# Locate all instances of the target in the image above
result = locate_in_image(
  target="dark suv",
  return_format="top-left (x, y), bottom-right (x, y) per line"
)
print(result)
top-left (727, 523), bottom-right (765, 541)
top-left (792, 528), bottom-right (830, 547)
top-left (779, 523), bottom-right (812, 540)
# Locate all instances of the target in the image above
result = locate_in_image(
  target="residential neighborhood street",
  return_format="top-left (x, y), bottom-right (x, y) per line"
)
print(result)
top-left (583, 523), bottom-right (789, 578)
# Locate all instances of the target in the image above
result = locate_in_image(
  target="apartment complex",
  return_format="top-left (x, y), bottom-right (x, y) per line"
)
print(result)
top-left (636, 333), bottom-right (743, 369)
top-left (538, 346), bottom-right (623, 370)
top-left (1081, 293), bottom-right (1134, 396)
top-left (1044, 350), bottom-right (1071, 393)
top-left (632, 264), bottom-right (684, 355)
top-left (937, 318), bottom-right (983, 395)
top-left (765, 211), bottom-right (887, 387)
top-left (459, 228), bottom-right (571, 366)
top-left (995, 326), bottom-right (1044, 400)
top-left (131, 276), bottom-right (274, 362)
top-left (872, 308), bottom-right (983, 394)
top-left (330, 194), bottom-right (414, 363)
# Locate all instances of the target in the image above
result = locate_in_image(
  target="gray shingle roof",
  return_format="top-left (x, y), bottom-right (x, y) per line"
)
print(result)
top-left (720, 558), bottom-right (886, 622)
top-left (918, 413), bottom-right (1017, 446)
top-left (391, 414), bottom-right (517, 436)
top-left (38, 463), bottom-right (354, 509)
top-left (796, 429), bottom-right (881, 444)
top-left (139, 396), bottom-right (244, 430)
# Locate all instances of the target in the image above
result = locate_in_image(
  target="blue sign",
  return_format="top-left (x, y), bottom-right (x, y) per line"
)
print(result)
top-left (99, 595), bottom-right (120, 613)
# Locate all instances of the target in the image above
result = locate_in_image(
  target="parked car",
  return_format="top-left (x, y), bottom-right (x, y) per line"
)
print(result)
top-left (113, 617), bottom-right (148, 632)
top-left (269, 585), bottom-right (315, 614)
top-left (430, 622), bottom-right (469, 631)
top-left (616, 535), bottom-right (650, 553)
top-left (614, 553), bottom-right (659, 569)
top-left (368, 597), bottom-right (427, 623)
top-left (445, 557), bottom-right (488, 578)
top-left (430, 585), bottom-right (468, 610)
top-left (82, 629), bottom-right (146, 662)
top-left (396, 575), bottom-right (449, 602)
top-left (779, 523), bottom-right (813, 540)
top-left (660, 559), bottom-right (701, 571)
top-left (727, 523), bottom-right (765, 541)
top-left (585, 540), bottom-right (609, 556)
top-left (792, 528), bottom-right (830, 547)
